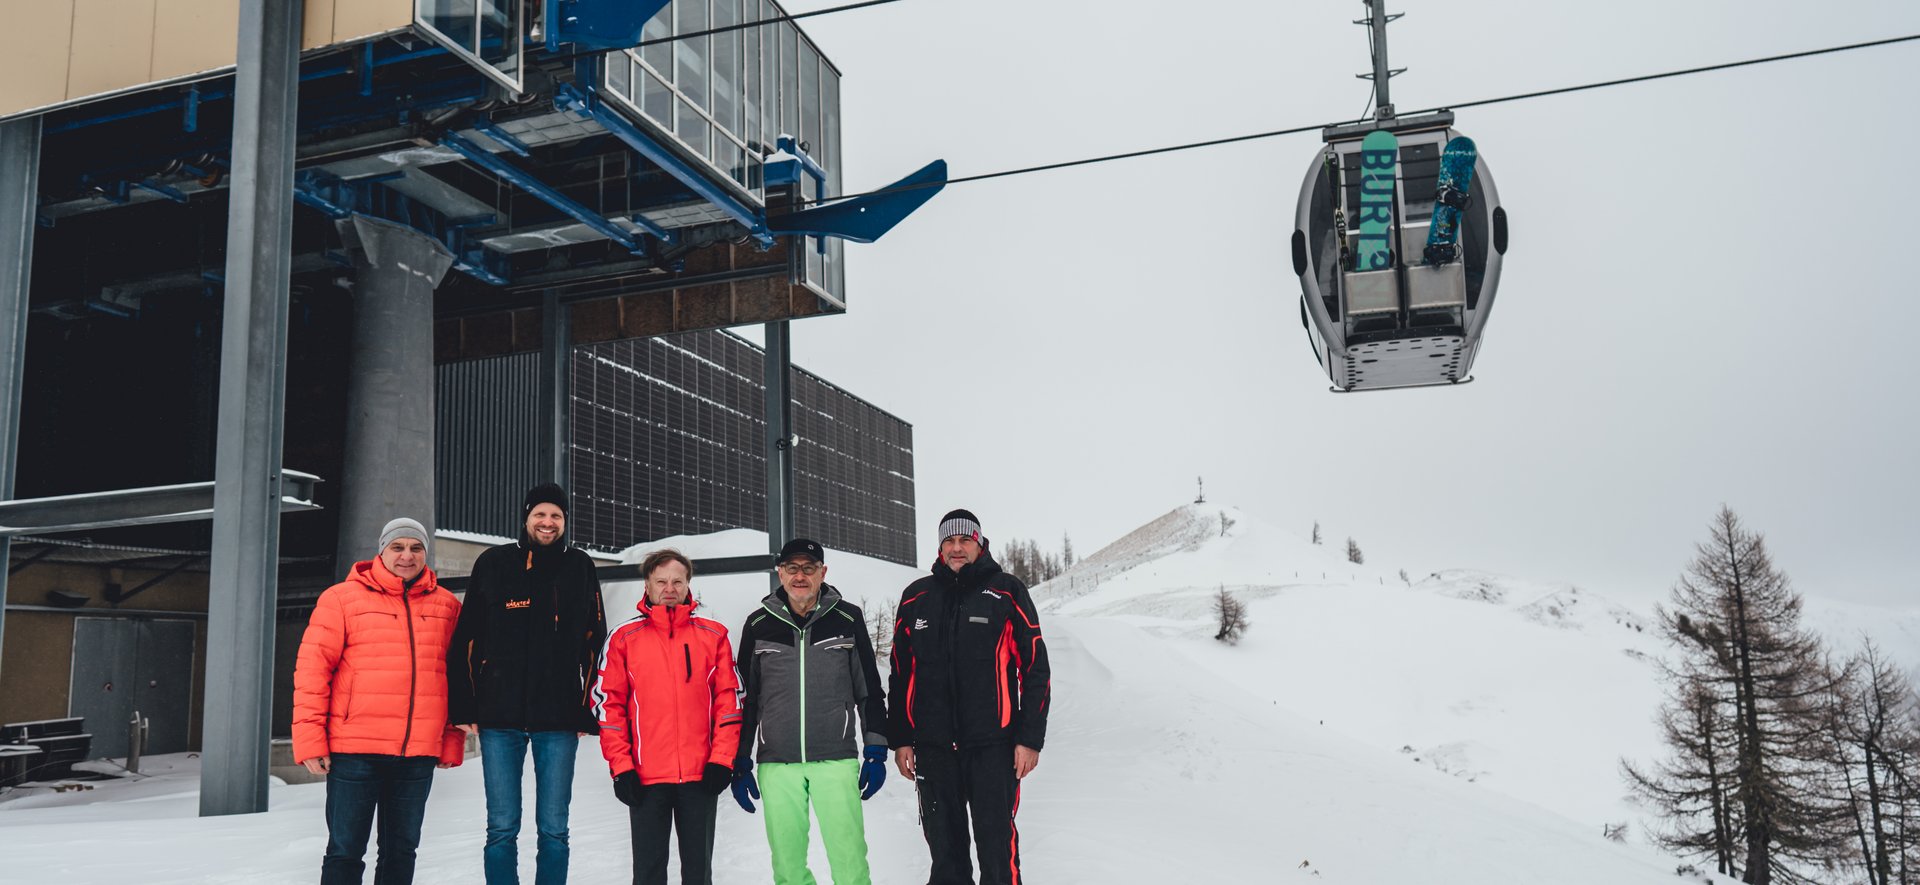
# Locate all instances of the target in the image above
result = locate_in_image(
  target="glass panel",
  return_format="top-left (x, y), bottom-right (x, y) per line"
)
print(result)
top-left (821, 67), bottom-right (840, 190)
top-left (641, 4), bottom-right (673, 79)
top-left (478, 0), bottom-right (519, 85)
top-left (607, 54), bottom-right (633, 106)
top-left (676, 0), bottom-right (711, 112)
top-left (677, 98), bottom-right (710, 156)
top-left (422, 0), bottom-right (479, 52)
top-left (711, 0), bottom-right (741, 141)
top-left (760, 3), bottom-right (778, 150)
top-left (642, 70), bottom-right (673, 126)
top-left (830, 237), bottom-right (844, 301)
top-left (779, 24), bottom-right (799, 140)
top-left (743, 20), bottom-right (761, 151)
top-left (798, 41), bottom-right (818, 157)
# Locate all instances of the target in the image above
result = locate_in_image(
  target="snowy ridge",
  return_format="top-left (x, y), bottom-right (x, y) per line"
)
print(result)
top-left (1035, 504), bottom-right (1677, 841)
top-left (1035, 503), bottom-right (1383, 617)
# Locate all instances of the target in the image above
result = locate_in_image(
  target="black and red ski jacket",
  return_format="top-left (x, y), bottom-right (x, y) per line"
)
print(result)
top-left (887, 545), bottom-right (1050, 751)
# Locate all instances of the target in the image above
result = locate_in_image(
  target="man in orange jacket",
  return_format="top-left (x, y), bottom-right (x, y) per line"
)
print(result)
top-left (293, 517), bottom-right (466, 885)
top-left (592, 548), bottom-right (742, 885)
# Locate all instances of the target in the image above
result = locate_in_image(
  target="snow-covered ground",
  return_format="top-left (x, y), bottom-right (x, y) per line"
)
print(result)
top-left (15, 509), bottom-right (1907, 882)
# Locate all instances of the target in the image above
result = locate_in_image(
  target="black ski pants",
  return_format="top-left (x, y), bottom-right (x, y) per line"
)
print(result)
top-left (914, 742), bottom-right (1022, 885)
top-left (626, 781), bottom-right (719, 885)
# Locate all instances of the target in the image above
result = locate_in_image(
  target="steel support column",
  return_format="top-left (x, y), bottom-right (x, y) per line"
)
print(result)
top-left (201, 0), bottom-right (303, 818)
top-left (333, 216), bottom-right (455, 576)
top-left (763, 321), bottom-right (796, 577)
top-left (0, 116), bottom-right (41, 685)
top-left (537, 291), bottom-right (571, 487)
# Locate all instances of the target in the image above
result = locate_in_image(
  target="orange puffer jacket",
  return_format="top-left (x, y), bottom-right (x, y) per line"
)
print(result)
top-left (592, 594), bottom-right (742, 784)
top-left (292, 557), bottom-right (465, 765)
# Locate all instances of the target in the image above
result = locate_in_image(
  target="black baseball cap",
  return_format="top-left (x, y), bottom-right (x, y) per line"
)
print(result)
top-left (777, 538), bottom-right (825, 565)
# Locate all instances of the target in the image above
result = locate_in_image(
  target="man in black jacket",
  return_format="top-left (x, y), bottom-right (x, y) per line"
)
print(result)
top-left (889, 509), bottom-right (1051, 885)
top-left (448, 483), bottom-right (607, 885)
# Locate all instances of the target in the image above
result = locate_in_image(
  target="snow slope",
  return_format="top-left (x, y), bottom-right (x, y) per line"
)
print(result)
top-left (1, 519), bottom-right (1753, 882)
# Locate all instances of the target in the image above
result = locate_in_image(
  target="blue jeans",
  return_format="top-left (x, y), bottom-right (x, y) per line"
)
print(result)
top-left (480, 729), bottom-right (581, 885)
top-left (321, 753), bottom-right (437, 885)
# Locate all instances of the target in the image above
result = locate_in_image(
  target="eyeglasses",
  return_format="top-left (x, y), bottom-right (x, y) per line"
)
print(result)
top-left (778, 563), bottom-right (821, 577)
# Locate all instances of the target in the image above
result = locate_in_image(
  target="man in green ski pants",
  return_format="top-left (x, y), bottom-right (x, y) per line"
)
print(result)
top-left (732, 538), bottom-right (891, 884)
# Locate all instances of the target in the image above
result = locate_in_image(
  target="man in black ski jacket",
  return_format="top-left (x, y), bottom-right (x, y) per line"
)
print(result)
top-left (448, 483), bottom-right (607, 885)
top-left (889, 509), bottom-right (1051, 885)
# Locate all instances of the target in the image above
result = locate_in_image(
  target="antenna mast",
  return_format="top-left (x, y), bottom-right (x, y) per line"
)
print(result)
top-left (1356, 0), bottom-right (1406, 120)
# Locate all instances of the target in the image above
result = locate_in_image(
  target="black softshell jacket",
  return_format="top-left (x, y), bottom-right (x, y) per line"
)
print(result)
top-left (447, 539), bottom-right (607, 732)
top-left (734, 585), bottom-right (888, 767)
top-left (887, 545), bottom-right (1051, 750)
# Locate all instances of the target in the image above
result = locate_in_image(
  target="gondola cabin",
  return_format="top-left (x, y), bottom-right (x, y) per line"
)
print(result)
top-left (1291, 111), bottom-right (1508, 392)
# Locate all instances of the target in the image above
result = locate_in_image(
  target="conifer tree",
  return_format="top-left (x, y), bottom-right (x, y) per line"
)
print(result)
top-left (1624, 507), bottom-right (1839, 884)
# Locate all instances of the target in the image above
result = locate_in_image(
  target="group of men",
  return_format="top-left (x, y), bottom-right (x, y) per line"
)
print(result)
top-left (292, 486), bottom-right (1053, 885)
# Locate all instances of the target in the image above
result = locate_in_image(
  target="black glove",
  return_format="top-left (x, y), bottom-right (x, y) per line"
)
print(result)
top-left (700, 762), bottom-right (733, 795)
top-left (613, 771), bottom-right (644, 807)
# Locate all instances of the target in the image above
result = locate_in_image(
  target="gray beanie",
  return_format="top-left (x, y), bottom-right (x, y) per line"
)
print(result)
top-left (378, 517), bottom-right (430, 558)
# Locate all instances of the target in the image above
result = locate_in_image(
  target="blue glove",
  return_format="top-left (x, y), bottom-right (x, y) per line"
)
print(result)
top-left (731, 760), bottom-right (759, 813)
top-left (858, 745), bottom-right (887, 800)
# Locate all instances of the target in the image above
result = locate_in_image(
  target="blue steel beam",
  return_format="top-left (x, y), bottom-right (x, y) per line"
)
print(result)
top-left (546, 0), bottom-right (675, 52)
top-left (293, 168), bottom-right (510, 285)
top-left (471, 118), bottom-right (533, 157)
top-left (766, 159), bottom-right (946, 244)
top-left (441, 131), bottom-right (661, 254)
top-left (554, 79), bottom-right (773, 247)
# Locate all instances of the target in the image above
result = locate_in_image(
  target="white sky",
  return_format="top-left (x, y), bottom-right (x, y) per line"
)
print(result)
top-left (766, 0), bottom-right (1920, 606)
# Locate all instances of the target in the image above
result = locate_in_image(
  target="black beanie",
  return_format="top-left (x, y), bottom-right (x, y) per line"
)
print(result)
top-left (524, 483), bottom-right (570, 517)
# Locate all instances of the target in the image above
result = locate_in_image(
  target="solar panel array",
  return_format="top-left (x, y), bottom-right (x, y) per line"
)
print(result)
top-left (436, 329), bottom-right (915, 565)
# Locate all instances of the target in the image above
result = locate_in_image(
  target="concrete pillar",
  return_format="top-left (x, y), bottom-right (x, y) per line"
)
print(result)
top-left (0, 116), bottom-right (41, 685)
top-left (332, 216), bottom-right (455, 576)
top-left (202, 0), bottom-right (302, 818)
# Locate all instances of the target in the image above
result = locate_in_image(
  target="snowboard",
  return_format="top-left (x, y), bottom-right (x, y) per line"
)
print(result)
top-left (1353, 129), bottom-right (1399, 272)
top-left (1422, 136), bottom-right (1478, 265)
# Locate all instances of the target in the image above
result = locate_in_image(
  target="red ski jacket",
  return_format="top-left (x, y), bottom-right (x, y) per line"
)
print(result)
top-left (592, 594), bottom-right (743, 784)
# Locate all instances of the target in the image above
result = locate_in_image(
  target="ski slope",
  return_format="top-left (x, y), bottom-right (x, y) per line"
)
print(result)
top-left (2, 517), bottom-right (1832, 882)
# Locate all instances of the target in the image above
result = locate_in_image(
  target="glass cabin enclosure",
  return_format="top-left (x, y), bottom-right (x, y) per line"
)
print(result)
top-left (601, 1), bottom-right (846, 305)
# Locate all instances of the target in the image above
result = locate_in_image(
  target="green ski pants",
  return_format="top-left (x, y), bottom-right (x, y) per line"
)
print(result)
top-left (757, 758), bottom-right (871, 885)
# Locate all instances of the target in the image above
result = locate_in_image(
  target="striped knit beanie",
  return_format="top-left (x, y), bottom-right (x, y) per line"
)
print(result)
top-left (938, 509), bottom-right (982, 543)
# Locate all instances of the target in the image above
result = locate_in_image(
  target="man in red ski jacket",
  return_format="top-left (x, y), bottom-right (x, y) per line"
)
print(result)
top-left (592, 548), bottom-right (742, 885)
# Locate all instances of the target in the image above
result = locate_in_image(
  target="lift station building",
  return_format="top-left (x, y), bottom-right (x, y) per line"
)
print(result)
top-left (0, 0), bottom-right (940, 812)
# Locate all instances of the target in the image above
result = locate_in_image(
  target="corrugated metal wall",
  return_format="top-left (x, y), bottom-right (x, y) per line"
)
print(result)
top-left (436, 351), bottom-right (542, 541)
top-left (435, 330), bottom-right (916, 565)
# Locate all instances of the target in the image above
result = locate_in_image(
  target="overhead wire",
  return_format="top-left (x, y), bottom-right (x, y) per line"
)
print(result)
top-left (791, 31), bottom-right (1920, 208)
top-left (537, 0), bottom-right (909, 69)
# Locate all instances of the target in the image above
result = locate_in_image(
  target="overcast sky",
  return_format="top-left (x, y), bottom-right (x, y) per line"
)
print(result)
top-left (761, 0), bottom-right (1919, 606)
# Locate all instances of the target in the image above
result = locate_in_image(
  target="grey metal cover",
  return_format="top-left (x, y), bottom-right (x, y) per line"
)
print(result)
top-left (1345, 270), bottom-right (1399, 316)
top-left (1342, 335), bottom-right (1470, 391)
top-left (1407, 262), bottom-right (1466, 310)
